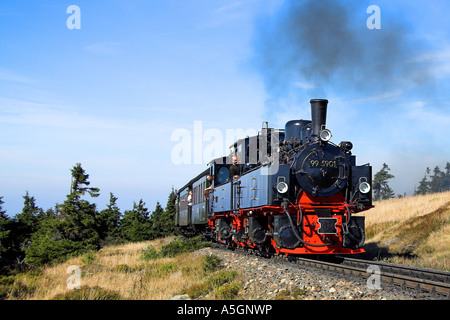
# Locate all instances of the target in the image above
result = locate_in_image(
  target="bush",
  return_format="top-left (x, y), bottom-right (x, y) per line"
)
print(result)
top-left (159, 236), bottom-right (207, 258)
top-left (185, 282), bottom-right (211, 299)
top-left (140, 236), bottom-right (207, 261)
top-left (140, 245), bottom-right (159, 261)
top-left (52, 286), bottom-right (122, 300)
top-left (183, 270), bottom-right (238, 299)
top-left (158, 263), bottom-right (178, 275)
top-left (81, 251), bottom-right (97, 265)
top-left (207, 270), bottom-right (237, 287)
top-left (215, 282), bottom-right (241, 299)
top-left (202, 255), bottom-right (222, 273)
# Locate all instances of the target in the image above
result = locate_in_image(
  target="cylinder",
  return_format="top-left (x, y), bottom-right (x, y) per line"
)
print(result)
top-left (310, 99), bottom-right (328, 141)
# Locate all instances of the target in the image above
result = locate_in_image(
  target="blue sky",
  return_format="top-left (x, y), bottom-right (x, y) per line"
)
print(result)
top-left (1, 0), bottom-right (449, 216)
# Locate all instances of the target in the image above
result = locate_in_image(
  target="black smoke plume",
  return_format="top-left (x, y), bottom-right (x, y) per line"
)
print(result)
top-left (252, 0), bottom-right (433, 105)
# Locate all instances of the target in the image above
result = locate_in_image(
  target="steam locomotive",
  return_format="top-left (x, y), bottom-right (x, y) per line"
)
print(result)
top-left (175, 99), bottom-right (373, 255)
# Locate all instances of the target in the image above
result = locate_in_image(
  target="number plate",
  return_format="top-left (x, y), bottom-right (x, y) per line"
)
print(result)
top-left (317, 218), bottom-right (338, 234)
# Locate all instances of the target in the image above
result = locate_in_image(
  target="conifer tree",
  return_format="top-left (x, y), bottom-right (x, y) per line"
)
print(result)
top-left (373, 163), bottom-right (395, 201)
top-left (97, 193), bottom-right (122, 244)
top-left (415, 167), bottom-right (431, 195)
top-left (25, 163), bottom-right (100, 266)
top-left (0, 197), bottom-right (13, 260)
top-left (148, 202), bottom-right (165, 239)
top-left (120, 199), bottom-right (152, 242)
top-left (162, 189), bottom-right (177, 235)
top-left (14, 192), bottom-right (44, 259)
top-left (429, 166), bottom-right (445, 193)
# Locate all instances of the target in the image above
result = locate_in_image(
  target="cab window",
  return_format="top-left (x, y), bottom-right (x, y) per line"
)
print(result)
top-left (216, 167), bottom-right (229, 185)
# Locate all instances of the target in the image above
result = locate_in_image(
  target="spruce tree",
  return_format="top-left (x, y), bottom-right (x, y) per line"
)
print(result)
top-left (429, 166), bottom-right (445, 193)
top-left (25, 163), bottom-right (101, 266)
top-left (149, 202), bottom-right (165, 240)
top-left (97, 193), bottom-right (122, 244)
top-left (415, 167), bottom-right (431, 195)
top-left (120, 199), bottom-right (152, 242)
top-left (0, 197), bottom-right (13, 260)
top-left (162, 189), bottom-right (176, 235)
top-left (14, 192), bottom-right (44, 259)
top-left (373, 163), bottom-right (395, 201)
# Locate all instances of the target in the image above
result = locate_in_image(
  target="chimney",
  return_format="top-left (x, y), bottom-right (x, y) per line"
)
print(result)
top-left (310, 99), bottom-right (328, 142)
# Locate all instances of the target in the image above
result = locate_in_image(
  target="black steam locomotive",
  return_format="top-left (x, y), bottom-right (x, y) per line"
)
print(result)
top-left (175, 99), bottom-right (372, 255)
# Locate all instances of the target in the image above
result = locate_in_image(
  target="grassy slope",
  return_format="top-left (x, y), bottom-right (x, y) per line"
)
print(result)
top-left (3, 191), bottom-right (449, 299)
top-left (1, 237), bottom-right (241, 300)
top-left (355, 191), bottom-right (450, 271)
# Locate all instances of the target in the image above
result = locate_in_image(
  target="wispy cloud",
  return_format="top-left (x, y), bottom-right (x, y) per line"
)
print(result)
top-left (85, 42), bottom-right (123, 55)
top-left (411, 48), bottom-right (450, 63)
top-left (410, 48), bottom-right (450, 78)
top-left (0, 68), bottom-right (38, 85)
top-left (214, 1), bottom-right (243, 13)
top-left (292, 81), bottom-right (315, 90)
top-left (0, 98), bottom-right (167, 135)
top-left (349, 90), bottom-right (403, 104)
top-left (406, 100), bottom-right (450, 126)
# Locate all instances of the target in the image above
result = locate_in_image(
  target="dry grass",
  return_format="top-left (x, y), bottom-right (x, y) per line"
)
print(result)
top-left (360, 191), bottom-right (450, 226)
top-left (356, 191), bottom-right (450, 270)
top-left (3, 236), bottom-right (217, 300)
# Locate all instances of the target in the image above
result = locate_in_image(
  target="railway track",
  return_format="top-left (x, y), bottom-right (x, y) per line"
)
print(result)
top-left (210, 241), bottom-right (450, 298)
top-left (292, 256), bottom-right (450, 298)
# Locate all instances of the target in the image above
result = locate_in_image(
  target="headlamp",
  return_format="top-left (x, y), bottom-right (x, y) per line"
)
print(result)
top-left (359, 182), bottom-right (371, 194)
top-left (276, 181), bottom-right (289, 194)
top-left (319, 129), bottom-right (332, 142)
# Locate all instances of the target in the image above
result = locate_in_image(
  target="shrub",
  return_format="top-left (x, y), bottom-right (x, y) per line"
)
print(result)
top-left (140, 236), bottom-right (208, 261)
top-left (52, 286), bottom-right (122, 300)
top-left (159, 236), bottom-right (207, 258)
top-left (185, 282), bottom-right (211, 299)
top-left (140, 245), bottom-right (159, 261)
top-left (157, 263), bottom-right (178, 275)
top-left (183, 270), bottom-right (238, 299)
top-left (81, 251), bottom-right (97, 265)
top-left (202, 255), bottom-right (222, 273)
top-left (207, 270), bottom-right (237, 287)
top-left (273, 287), bottom-right (307, 300)
top-left (215, 282), bottom-right (241, 300)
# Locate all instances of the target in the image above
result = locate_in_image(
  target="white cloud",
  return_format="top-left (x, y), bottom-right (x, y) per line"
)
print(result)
top-left (293, 81), bottom-right (316, 90)
top-left (85, 42), bottom-right (123, 55)
top-left (349, 90), bottom-right (403, 104)
top-left (0, 68), bottom-right (38, 85)
top-left (214, 1), bottom-right (243, 13)
top-left (410, 48), bottom-right (450, 78)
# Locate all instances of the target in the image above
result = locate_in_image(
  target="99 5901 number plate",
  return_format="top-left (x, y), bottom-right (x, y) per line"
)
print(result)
top-left (317, 218), bottom-right (338, 234)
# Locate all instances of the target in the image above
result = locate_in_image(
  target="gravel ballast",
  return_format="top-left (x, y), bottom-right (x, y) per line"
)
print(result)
top-left (195, 246), bottom-right (442, 300)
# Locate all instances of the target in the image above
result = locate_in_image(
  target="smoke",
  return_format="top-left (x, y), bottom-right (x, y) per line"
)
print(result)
top-left (252, 0), bottom-right (433, 107)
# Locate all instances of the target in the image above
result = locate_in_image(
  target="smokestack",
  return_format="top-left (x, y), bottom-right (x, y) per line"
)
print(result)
top-left (310, 99), bottom-right (328, 141)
